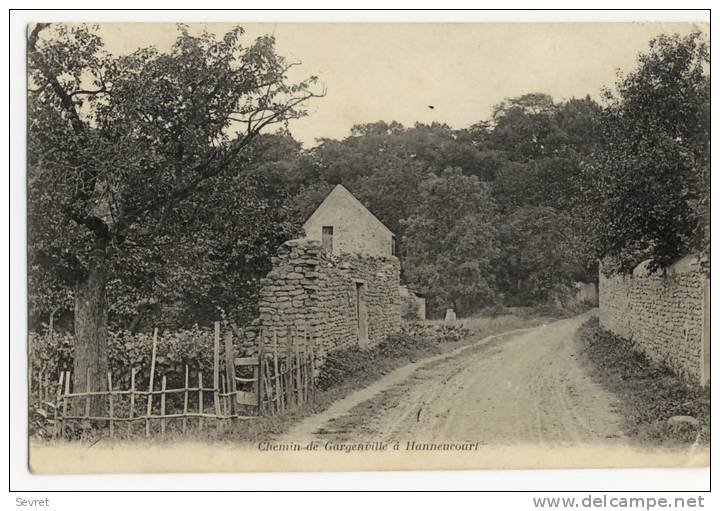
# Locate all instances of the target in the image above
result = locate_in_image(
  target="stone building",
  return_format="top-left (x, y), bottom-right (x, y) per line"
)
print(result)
top-left (254, 239), bottom-right (401, 357)
top-left (237, 185), bottom-right (402, 360)
top-left (302, 184), bottom-right (396, 257)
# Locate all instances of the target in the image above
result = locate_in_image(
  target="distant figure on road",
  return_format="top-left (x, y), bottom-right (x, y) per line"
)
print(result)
top-left (444, 308), bottom-right (457, 322)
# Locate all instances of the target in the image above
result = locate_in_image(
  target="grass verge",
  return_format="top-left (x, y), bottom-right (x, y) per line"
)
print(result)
top-left (577, 317), bottom-right (710, 446)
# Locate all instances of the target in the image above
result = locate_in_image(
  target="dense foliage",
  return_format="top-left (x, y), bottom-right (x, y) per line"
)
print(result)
top-left (29, 324), bottom-right (225, 392)
top-left (401, 169), bottom-right (499, 313)
top-left (496, 206), bottom-right (590, 306)
top-left (286, 96), bottom-right (602, 314)
top-left (581, 32), bottom-right (710, 274)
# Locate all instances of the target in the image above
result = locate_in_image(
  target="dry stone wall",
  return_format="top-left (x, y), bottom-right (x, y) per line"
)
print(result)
top-left (237, 239), bottom-right (401, 362)
top-left (599, 256), bottom-right (709, 383)
top-left (399, 285), bottom-right (427, 321)
top-left (575, 282), bottom-right (598, 306)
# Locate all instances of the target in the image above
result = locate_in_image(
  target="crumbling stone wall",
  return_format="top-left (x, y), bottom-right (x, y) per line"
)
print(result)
top-left (399, 285), bottom-right (427, 321)
top-left (599, 256), bottom-right (709, 383)
top-left (238, 238), bottom-right (401, 360)
top-left (575, 282), bottom-right (598, 306)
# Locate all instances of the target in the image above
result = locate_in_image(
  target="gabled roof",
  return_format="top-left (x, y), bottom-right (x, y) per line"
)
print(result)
top-left (303, 184), bottom-right (394, 236)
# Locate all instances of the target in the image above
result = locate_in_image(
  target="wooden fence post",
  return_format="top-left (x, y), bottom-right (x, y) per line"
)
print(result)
top-left (303, 329), bottom-right (309, 402)
top-left (53, 372), bottom-right (64, 439)
top-left (221, 375), bottom-right (228, 419)
top-left (272, 330), bottom-right (282, 413)
top-left (223, 329), bottom-right (237, 418)
top-left (263, 359), bottom-right (273, 415)
top-left (213, 322), bottom-right (221, 429)
top-left (295, 336), bottom-right (302, 405)
top-left (160, 376), bottom-right (167, 439)
top-left (129, 368), bottom-right (136, 439)
top-left (182, 365), bottom-right (189, 434)
top-left (198, 371), bottom-right (204, 432)
top-left (107, 371), bottom-right (114, 439)
top-left (257, 329), bottom-right (265, 415)
top-left (309, 328), bottom-right (316, 399)
top-left (285, 326), bottom-right (293, 408)
top-left (61, 371), bottom-right (70, 438)
top-left (85, 367), bottom-right (91, 419)
top-left (146, 328), bottom-right (158, 438)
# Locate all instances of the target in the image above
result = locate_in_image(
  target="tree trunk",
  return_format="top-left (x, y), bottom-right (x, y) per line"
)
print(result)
top-left (73, 248), bottom-right (109, 417)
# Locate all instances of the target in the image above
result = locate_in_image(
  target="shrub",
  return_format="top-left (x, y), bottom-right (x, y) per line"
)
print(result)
top-left (400, 296), bottom-right (421, 322)
top-left (316, 346), bottom-right (377, 391)
top-left (28, 324), bottom-right (240, 394)
top-left (316, 324), bottom-right (468, 392)
top-left (28, 400), bottom-right (57, 440)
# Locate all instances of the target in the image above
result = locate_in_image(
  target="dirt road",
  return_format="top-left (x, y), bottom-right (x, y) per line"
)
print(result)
top-left (283, 312), bottom-right (626, 445)
top-left (32, 312), bottom-right (710, 475)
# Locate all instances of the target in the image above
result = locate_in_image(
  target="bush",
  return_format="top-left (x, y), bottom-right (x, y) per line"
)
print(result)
top-left (400, 296), bottom-right (421, 322)
top-left (28, 400), bottom-right (57, 440)
top-left (316, 324), bottom-right (468, 392)
top-left (377, 330), bottom-right (438, 358)
top-left (316, 346), bottom-right (378, 391)
top-left (29, 324), bottom-right (240, 394)
top-left (578, 317), bottom-right (710, 445)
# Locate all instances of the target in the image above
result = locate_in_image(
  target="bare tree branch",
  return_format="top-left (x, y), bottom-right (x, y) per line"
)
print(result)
top-left (28, 22), bottom-right (109, 240)
top-left (28, 23), bottom-right (88, 143)
top-left (69, 88), bottom-right (109, 97)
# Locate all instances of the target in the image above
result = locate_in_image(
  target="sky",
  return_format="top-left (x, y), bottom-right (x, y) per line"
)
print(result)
top-left (91, 22), bottom-right (709, 147)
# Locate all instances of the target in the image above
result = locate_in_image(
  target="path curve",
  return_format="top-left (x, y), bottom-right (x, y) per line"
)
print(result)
top-left (282, 311), bottom-right (626, 446)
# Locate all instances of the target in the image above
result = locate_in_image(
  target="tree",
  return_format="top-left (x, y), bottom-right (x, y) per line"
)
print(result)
top-left (582, 32), bottom-right (710, 273)
top-left (105, 168), bottom-right (303, 331)
top-left (488, 95), bottom-right (602, 213)
top-left (29, 132), bottom-right (305, 333)
top-left (296, 121), bottom-right (499, 246)
top-left (496, 206), bottom-right (592, 305)
top-left (490, 93), bottom-right (560, 161)
top-left (492, 156), bottom-right (584, 213)
top-left (401, 168), bottom-right (499, 316)
top-left (27, 23), bottom-right (321, 411)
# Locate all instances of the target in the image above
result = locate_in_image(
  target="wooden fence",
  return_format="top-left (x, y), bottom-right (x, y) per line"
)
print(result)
top-left (261, 328), bottom-right (317, 414)
top-left (38, 323), bottom-right (318, 439)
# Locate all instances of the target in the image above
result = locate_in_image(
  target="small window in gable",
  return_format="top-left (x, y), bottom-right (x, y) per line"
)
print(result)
top-left (322, 226), bottom-right (334, 253)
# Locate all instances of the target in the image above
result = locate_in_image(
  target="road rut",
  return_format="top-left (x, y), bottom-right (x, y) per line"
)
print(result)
top-left (283, 312), bottom-right (626, 445)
